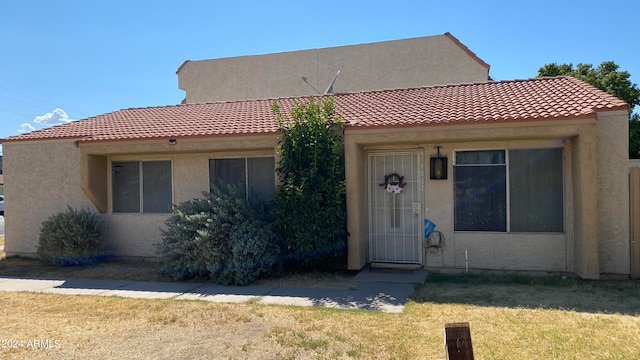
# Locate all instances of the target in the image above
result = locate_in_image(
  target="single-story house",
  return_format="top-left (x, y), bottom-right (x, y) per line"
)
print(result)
top-left (0, 75), bottom-right (631, 279)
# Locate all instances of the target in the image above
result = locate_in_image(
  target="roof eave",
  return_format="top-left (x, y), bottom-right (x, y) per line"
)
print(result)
top-left (344, 113), bottom-right (601, 131)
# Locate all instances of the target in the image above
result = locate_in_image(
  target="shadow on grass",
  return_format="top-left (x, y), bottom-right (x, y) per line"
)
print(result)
top-left (0, 255), bottom-right (171, 282)
top-left (410, 273), bottom-right (640, 316)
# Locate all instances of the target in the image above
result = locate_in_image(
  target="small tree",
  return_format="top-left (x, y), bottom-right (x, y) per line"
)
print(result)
top-left (272, 97), bottom-right (348, 269)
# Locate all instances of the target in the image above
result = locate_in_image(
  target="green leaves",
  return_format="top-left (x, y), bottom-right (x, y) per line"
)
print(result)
top-left (272, 97), bottom-right (347, 269)
top-left (538, 60), bottom-right (640, 158)
top-left (156, 184), bottom-right (278, 285)
top-left (37, 206), bottom-right (108, 266)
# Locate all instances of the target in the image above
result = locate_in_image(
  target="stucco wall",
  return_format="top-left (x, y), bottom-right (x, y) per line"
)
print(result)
top-left (596, 110), bottom-right (630, 274)
top-left (4, 136), bottom-right (279, 258)
top-left (4, 112), bottom-right (630, 276)
top-left (344, 120), bottom-right (616, 276)
top-left (3, 140), bottom-right (96, 255)
top-left (178, 34), bottom-right (489, 103)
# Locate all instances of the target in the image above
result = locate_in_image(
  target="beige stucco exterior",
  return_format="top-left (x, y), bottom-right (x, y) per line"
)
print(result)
top-left (177, 33), bottom-right (490, 103)
top-left (344, 112), bottom-right (630, 278)
top-left (2, 111), bottom-right (631, 278)
top-left (1, 31), bottom-right (632, 279)
top-left (3, 136), bottom-right (278, 258)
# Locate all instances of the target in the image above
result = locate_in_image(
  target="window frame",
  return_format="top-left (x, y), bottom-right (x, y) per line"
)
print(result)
top-left (111, 159), bottom-right (173, 214)
top-left (453, 147), bottom-right (564, 234)
top-left (209, 156), bottom-right (276, 201)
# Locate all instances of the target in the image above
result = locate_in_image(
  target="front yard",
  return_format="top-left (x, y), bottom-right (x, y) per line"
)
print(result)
top-left (0, 258), bottom-right (639, 359)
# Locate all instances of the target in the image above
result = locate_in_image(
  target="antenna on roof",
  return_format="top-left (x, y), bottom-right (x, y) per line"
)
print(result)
top-left (324, 70), bottom-right (341, 95)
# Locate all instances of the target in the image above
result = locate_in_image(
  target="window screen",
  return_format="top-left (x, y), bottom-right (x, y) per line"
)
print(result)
top-left (454, 148), bottom-right (563, 233)
top-left (509, 148), bottom-right (563, 232)
top-left (142, 161), bottom-right (173, 213)
top-left (112, 161), bottom-right (140, 213)
top-left (210, 157), bottom-right (275, 201)
top-left (112, 161), bottom-right (172, 214)
top-left (454, 151), bottom-right (507, 231)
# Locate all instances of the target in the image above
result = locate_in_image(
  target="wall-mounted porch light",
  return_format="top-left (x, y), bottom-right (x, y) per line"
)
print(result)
top-left (430, 146), bottom-right (448, 180)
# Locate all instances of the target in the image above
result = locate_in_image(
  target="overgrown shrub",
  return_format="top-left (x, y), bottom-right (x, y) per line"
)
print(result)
top-left (37, 206), bottom-right (108, 266)
top-left (156, 184), bottom-right (279, 285)
top-left (272, 97), bottom-right (348, 270)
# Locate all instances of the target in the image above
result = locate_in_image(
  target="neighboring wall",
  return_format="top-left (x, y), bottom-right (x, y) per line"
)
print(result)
top-left (177, 33), bottom-right (490, 103)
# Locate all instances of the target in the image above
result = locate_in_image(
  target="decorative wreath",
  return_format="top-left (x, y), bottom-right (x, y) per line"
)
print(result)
top-left (379, 172), bottom-right (406, 194)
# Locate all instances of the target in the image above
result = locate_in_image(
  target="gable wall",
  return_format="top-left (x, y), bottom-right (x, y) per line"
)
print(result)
top-left (178, 35), bottom-right (489, 103)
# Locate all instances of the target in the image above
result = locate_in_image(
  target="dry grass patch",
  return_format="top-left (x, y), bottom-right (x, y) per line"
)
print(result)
top-left (1, 273), bottom-right (640, 359)
top-left (0, 292), bottom-right (406, 359)
top-left (0, 256), bottom-right (356, 288)
top-left (0, 256), bottom-right (170, 282)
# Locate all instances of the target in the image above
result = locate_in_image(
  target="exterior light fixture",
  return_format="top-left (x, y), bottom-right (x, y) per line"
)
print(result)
top-left (169, 139), bottom-right (177, 145)
top-left (430, 146), bottom-right (447, 180)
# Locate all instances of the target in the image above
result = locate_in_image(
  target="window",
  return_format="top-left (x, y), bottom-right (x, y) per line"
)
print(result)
top-left (454, 148), bottom-right (563, 232)
top-left (112, 161), bottom-right (172, 213)
top-left (209, 157), bottom-right (275, 201)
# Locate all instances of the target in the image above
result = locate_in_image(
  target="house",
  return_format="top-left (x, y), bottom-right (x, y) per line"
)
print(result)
top-left (0, 35), bottom-right (632, 279)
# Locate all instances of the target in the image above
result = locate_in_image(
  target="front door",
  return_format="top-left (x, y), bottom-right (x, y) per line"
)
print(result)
top-left (368, 151), bottom-right (423, 265)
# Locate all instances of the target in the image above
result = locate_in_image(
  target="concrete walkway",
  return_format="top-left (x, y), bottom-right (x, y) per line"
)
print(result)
top-left (0, 268), bottom-right (427, 313)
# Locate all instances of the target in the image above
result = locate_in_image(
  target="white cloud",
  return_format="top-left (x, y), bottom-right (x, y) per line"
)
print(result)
top-left (19, 123), bottom-right (36, 133)
top-left (16, 108), bottom-right (75, 134)
top-left (33, 108), bottom-right (73, 125)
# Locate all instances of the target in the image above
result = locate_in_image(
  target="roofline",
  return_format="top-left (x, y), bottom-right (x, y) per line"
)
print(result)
top-left (3, 77), bottom-right (628, 144)
top-left (77, 131), bottom-right (282, 144)
top-left (443, 32), bottom-right (491, 71)
top-left (344, 112), bottom-right (600, 131)
top-left (2, 130), bottom-right (283, 145)
top-left (175, 33), bottom-right (492, 75)
top-left (175, 60), bottom-right (191, 75)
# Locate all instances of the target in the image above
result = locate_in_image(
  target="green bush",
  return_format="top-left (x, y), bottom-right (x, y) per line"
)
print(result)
top-left (156, 184), bottom-right (279, 285)
top-left (37, 207), bottom-right (108, 266)
top-left (272, 97), bottom-right (348, 270)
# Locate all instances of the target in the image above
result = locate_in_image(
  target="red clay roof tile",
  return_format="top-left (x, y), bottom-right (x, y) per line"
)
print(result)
top-left (1, 77), bottom-right (629, 143)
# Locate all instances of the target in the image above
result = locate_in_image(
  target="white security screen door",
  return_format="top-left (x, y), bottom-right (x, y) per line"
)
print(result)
top-left (368, 151), bottom-right (422, 264)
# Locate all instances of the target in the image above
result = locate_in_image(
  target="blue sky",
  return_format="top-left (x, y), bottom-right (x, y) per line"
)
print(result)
top-left (1, 0), bottom-right (638, 154)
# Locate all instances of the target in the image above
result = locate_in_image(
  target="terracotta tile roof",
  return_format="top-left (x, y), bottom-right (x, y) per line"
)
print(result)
top-left (336, 76), bottom-right (629, 128)
top-left (2, 77), bottom-right (628, 144)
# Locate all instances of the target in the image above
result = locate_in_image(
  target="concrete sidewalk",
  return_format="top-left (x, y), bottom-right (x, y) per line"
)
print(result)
top-left (0, 268), bottom-right (427, 313)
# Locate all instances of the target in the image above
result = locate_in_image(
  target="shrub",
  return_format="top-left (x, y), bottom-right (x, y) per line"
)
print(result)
top-left (156, 184), bottom-right (279, 285)
top-left (37, 206), bottom-right (108, 266)
top-left (272, 97), bottom-right (348, 270)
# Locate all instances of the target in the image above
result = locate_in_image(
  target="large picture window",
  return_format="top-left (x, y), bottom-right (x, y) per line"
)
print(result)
top-left (454, 148), bottom-right (563, 232)
top-left (112, 161), bottom-right (172, 214)
top-left (209, 157), bottom-right (275, 201)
